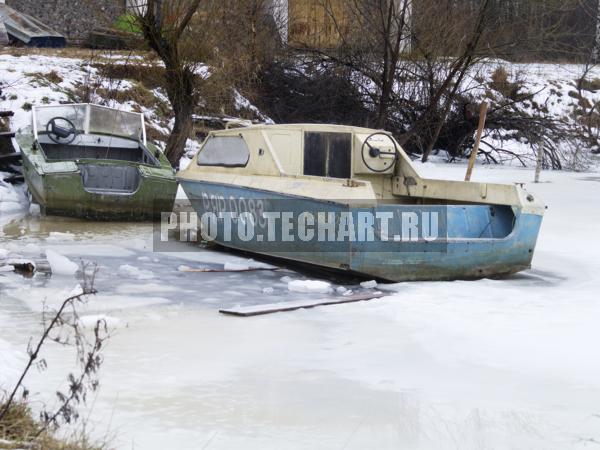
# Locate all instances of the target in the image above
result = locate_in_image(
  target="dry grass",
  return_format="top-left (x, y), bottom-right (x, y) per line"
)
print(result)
top-left (23, 71), bottom-right (64, 87)
top-left (578, 77), bottom-right (600, 92)
top-left (96, 82), bottom-right (154, 108)
top-left (0, 46), bottom-right (154, 62)
top-left (45, 71), bottom-right (64, 84)
top-left (93, 63), bottom-right (165, 90)
top-left (490, 66), bottom-right (521, 100)
top-left (0, 402), bottom-right (104, 450)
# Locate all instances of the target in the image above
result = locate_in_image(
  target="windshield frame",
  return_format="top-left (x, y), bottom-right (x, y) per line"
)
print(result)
top-left (32, 103), bottom-right (147, 145)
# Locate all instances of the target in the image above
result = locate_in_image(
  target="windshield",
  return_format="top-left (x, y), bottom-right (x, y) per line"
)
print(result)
top-left (33, 104), bottom-right (146, 143)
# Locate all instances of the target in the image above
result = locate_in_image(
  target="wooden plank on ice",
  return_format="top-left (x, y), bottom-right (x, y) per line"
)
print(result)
top-left (180, 266), bottom-right (281, 274)
top-left (220, 292), bottom-right (386, 317)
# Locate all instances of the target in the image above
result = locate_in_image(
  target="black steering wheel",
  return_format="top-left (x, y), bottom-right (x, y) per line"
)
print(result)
top-left (361, 132), bottom-right (399, 173)
top-left (46, 117), bottom-right (78, 145)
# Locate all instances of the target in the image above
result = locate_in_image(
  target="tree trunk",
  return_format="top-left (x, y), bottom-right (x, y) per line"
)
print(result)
top-left (137, 0), bottom-right (203, 168)
top-left (421, 60), bottom-right (471, 162)
top-left (166, 107), bottom-right (194, 167)
top-left (163, 66), bottom-right (197, 167)
top-left (594, 0), bottom-right (600, 62)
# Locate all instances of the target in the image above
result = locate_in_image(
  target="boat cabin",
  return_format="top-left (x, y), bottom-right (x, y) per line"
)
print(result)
top-left (180, 123), bottom-right (543, 213)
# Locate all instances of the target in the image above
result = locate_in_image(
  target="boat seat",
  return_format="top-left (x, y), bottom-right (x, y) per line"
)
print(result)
top-left (42, 143), bottom-right (149, 164)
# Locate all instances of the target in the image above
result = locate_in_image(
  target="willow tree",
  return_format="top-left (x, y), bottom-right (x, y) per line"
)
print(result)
top-left (133, 0), bottom-right (204, 166)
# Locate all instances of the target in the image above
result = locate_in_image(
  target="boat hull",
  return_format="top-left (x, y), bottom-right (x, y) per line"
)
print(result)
top-left (21, 149), bottom-right (177, 221)
top-left (178, 179), bottom-right (544, 282)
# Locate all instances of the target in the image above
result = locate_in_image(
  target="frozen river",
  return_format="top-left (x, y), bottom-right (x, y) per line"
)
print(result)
top-left (1, 163), bottom-right (600, 449)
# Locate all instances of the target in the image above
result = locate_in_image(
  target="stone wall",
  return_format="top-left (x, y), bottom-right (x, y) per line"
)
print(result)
top-left (6, 0), bottom-right (126, 42)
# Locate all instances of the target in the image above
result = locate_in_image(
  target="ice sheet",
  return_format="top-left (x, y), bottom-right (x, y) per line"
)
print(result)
top-left (1, 164), bottom-right (599, 449)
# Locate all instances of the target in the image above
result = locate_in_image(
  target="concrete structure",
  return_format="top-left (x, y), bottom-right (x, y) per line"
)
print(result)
top-left (5, 0), bottom-right (125, 42)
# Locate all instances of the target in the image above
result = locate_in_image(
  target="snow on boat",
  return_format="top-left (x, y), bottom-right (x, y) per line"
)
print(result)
top-left (176, 124), bottom-right (545, 282)
top-left (18, 104), bottom-right (177, 220)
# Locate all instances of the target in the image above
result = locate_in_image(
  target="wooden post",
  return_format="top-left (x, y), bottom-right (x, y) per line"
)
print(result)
top-left (465, 102), bottom-right (489, 182)
top-left (535, 140), bottom-right (544, 183)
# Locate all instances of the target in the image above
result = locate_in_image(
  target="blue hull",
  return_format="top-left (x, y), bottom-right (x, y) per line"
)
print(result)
top-left (178, 179), bottom-right (543, 282)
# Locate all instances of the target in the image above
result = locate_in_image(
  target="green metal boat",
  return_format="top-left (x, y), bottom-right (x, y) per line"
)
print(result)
top-left (17, 104), bottom-right (177, 220)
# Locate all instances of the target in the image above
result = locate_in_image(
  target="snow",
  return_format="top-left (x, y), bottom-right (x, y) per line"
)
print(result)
top-left (0, 53), bottom-right (166, 155)
top-left (223, 262), bottom-right (251, 271)
top-left (179, 139), bottom-right (203, 170)
top-left (360, 280), bottom-right (378, 289)
top-left (45, 248), bottom-right (79, 275)
top-left (115, 283), bottom-right (184, 295)
top-left (0, 54), bottom-right (84, 131)
top-left (118, 264), bottom-right (154, 280)
top-left (5, 284), bottom-right (170, 313)
top-left (288, 279), bottom-right (332, 294)
top-left (79, 314), bottom-right (122, 329)
top-left (233, 89), bottom-right (274, 124)
top-left (0, 172), bottom-right (27, 226)
top-left (0, 335), bottom-right (24, 390)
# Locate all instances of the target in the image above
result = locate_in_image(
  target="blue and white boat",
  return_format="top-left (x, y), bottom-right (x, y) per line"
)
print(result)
top-left (177, 124), bottom-right (544, 282)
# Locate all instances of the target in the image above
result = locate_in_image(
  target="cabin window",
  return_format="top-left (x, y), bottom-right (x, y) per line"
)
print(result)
top-left (304, 132), bottom-right (351, 178)
top-left (197, 136), bottom-right (250, 167)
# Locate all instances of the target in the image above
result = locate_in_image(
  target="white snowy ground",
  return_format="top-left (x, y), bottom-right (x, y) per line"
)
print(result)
top-left (0, 52), bottom-right (266, 141)
top-left (1, 162), bottom-right (599, 450)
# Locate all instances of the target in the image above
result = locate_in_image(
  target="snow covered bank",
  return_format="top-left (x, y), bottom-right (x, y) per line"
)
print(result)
top-left (0, 332), bottom-right (24, 392)
top-left (0, 171), bottom-right (26, 227)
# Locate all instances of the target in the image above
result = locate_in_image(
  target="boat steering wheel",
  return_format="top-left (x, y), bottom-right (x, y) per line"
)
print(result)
top-left (46, 117), bottom-right (78, 145)
top-left (361, 132), bottom-right (399, 173)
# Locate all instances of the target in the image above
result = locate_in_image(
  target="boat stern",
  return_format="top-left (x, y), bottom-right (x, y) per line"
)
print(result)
top-left (24, 158), bottom-right (177, 220)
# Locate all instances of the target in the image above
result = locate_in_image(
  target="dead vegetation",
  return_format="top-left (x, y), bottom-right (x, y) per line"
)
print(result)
top-left (24, 71), bottom-right (64, 87)
top-left (489, 66), bottom-right (528, 101)
top-left (92, 63), bottom-right (165, 90)
top-left (0, 264), bottom-right (110, 450)
top-left (0, 402), bottom-right (103, 450)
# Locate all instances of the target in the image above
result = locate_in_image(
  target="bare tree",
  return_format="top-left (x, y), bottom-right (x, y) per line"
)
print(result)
top-left (309, 0), bottom-right (413, 129)
top-left (302, 0), bottom-right (494, 160)
top-left (413, 0), bottom-right (492, 161)
top-left (134, 0), bottom-right (204, 166)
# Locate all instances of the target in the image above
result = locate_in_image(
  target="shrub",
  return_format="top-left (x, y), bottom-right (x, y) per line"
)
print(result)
top-left (113, 14), bottom-right (142, 34)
